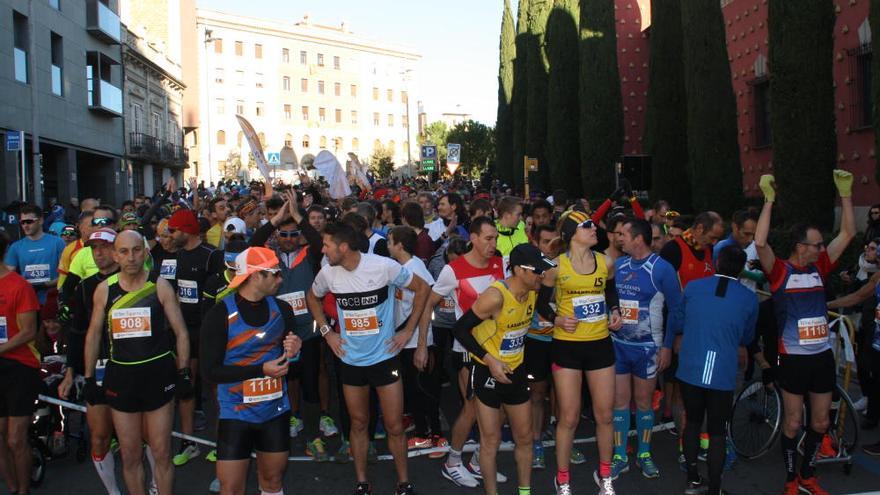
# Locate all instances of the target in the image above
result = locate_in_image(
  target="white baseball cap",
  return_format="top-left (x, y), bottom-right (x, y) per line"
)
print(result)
top-left (223, 217), bottom-right (246, 235)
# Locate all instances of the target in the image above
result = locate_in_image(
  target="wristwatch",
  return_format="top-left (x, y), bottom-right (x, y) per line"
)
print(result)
top-left (319, 324), bottom-right (331, 337)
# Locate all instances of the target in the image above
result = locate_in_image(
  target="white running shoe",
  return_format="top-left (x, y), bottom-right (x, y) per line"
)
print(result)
top-left (468, 456), bottom-right (508, 483)
top-left (441, 462), bottom-right (479, 488)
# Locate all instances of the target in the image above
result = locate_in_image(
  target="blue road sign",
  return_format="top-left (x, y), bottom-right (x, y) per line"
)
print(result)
top-left (6, 132), bottom-right (21, 152)
top-left (267, 152), bottom-right (281, 165)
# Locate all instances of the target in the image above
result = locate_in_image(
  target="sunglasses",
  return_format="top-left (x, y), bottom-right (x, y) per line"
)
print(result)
top-left (20, 219), bottom-right (37, 225)
top-left (578, 219), bottom-right (596, 230)
top-left (92, 217), bottom-right (112, 226)
top-left (277, 230), bottom-right (301, 238)
top-left (61, 230), bottom-right (77, 237)
top-left (260, 268), bottom-right (282, 278)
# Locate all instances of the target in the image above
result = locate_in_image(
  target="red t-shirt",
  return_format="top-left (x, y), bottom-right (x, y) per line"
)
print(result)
top-left (0, 271), bottom-right (41, 368)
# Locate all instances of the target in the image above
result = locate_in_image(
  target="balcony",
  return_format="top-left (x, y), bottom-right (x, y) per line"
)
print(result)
top-left (88, 78), bottom-right (122, 116)
top-left (128, 133), bottom-right (161, 161)
top-left (170, 144), bottom-right (189, 168)
top-left (86, 0), bottom-right (121, 44)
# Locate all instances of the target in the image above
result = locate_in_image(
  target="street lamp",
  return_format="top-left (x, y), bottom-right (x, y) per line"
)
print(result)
top-left (203, 27), bottom-right (216, 185)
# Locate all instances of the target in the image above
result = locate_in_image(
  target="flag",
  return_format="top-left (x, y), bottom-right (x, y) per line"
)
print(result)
top-left (235, 115), bottom-right (272, 183)
top-left (313, 150), bottom-right (351, 199)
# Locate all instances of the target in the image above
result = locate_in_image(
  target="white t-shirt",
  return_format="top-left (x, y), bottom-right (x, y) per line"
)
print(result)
top-left (394, 257), bottom-right (435, 349)
top-left (425, 217), bottom-right (445, 242)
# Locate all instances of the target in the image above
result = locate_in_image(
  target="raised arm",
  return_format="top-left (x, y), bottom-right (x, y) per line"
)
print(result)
top-left (754, 175), bottom-right (777, 274)
top-left (826, 170), bottom-right (855, 264)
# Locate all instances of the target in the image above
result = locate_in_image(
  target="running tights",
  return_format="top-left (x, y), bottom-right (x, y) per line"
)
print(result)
top-left (681, 382), bottom-right (733, 495)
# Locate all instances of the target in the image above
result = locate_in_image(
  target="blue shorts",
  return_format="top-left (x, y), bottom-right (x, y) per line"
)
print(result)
top-left (613, 341), bottom-right (659, 380)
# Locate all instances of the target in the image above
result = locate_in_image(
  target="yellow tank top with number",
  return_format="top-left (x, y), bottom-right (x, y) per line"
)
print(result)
top-left (471, 280), bottom-right (536, 370)
top-left (553, 251), bottom-right (610, 342)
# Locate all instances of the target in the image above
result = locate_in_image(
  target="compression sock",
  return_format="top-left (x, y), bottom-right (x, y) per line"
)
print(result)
top-left (799, 429), bottom-right (823, 479)
top-left (518, 487), bottom-right (531, 495)
top-left (636, 409), bottom-right (654, 457)
top-left (599, 460), bottom-right (611, 479)
top-left (700, 432), bottom-right (710, 451)
top-left (612, 408), bottom-right (630, 460)
top-left (781, 433), bottom-right (798, 482)
top-left (446, 447), bottom-right (463, 467)
top-left (92, 452), bottom-right (121, 495)
top-left (556, 468), bottom-right (570, 484)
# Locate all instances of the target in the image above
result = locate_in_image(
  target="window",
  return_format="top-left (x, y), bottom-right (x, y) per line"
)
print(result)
top-left (255, 102), bottom-right (264, 117)
top-left (301, 106), bottom-right (309, 120)
top-left (387, 114), bottom-right (394, 127)
top-left (50, 32), bottom-right (63, 96)
top-left (352, 137), bottom-right (359, 151)
top-left (334, 137), bottom-right (343, 150)
top-left (319, 107), bottom-right (326, 122)
top-left (752, 77), bottom-right (771, 148)
top-left (351, 110), bottom-right (358, 124)
top-left (372, 87), bottom-right (379, 101)
top-left (255, 73), bottom-right (263, 88)
top-left (214, 38), bottom-right (222, 53)
top-left (215, 98), bottom-right (225, 115)
top-left (235, 70), bottom-right (244, 86)
top-left (387, 89), bottom-right (393, 102)
top-left (334, 82), bottom-right (341, 96)
top-left (132, 102), bottom-right (143, 132)
top-left (850, 43), bottom-right (873, 129)
top-left (49, 0), bottom-right (60, 10)
top-left (302, 135), bottom-right (310, 148)
top-left (235, 41), bottom-right (243, 56)
top-left (318, 80), bottom-right (325, 94)
top-left (284, 104), bottom-right (291, 119)
top-left (373, 112), bottom-right (380, 126)
top-left (388, 140), bottom-right (395, 154)
top-left (151, 112), bottom-right (160, 137)
top-left (300, 50), bottom-right (307, 64)
top-left (13, 11), bottom-right (28, 84)
top-left (351, 84), bottom-right (357, 97)
top-left (301, 78), bottom-right (308, 92)
top-left (236, 100), bottom-right (245, 115)
top-left (282, 48), bottom-right (289, 63)
top-left (317, 53), bottom-right (324, 67)
top-left (401, 90), bottom-right (408, 103)
top-left (319, 136), bottom-right (327, 148)
top-left (282, 76), bottom-right (290, 91)
top-left (333, 56), bottom-right (340, 70)
top-left (284, 133), bottom-right (293, 147)
top-left (217, 130), bottom-right (226, 145)
top-left (254, 44), bottom-right (262, 59)
top-left (214, 68), bottom-right (224, 83)
top-left (335, 108), bottom-right (342, 123)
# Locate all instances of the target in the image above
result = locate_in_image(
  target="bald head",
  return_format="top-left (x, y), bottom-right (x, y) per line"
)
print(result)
top-left (114, 230), bottom-right (147, 274)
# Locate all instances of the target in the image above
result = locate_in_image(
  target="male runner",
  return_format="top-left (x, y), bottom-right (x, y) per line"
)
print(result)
top-left (306, 222), bottom-right (429, 495)
top-left (495, 196), bottom-right (528, 257)
top-left (454, 244), bottom-right (557, 495)
top-left (83, 230), bottom-right (193, 495)
top-left (4, 204), bottom-right (66, 304)
top-left (754, 171), bottom-right (855, 495)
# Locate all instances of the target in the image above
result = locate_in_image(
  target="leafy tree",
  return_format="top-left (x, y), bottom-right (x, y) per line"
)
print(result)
top-left (680, 0), bottom-right (743, 215)
top-left (369, 143), bottom-right (395, 179)
top-left (545, 0), bottom-right (582, 196)
top-left (447, 120), bottom-right (496, 177)
top-left (418, 121), bottom-right (449, 162)
top-left (525, 0), bottom-right (552, 191)
top-left (579, 0), bottom-right (623, 198)
top-left (767, 0), bottom-right (835, 228)
top-left (644, 0), bottom-right (691, 210)
top-left (512, 0), bottom-right (531, 189)
top-left (496, 0), bottom-right (517, 185)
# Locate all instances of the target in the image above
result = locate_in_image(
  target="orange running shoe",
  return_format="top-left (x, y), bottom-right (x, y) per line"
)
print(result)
top-left (782, 479), bottom-right (799, 495)
top-left (797, 476), bottom-right (829, 495)
top-left (429, 435), bottom-right (449, 459)
top-left (816, 434), bottom-right (838, 459)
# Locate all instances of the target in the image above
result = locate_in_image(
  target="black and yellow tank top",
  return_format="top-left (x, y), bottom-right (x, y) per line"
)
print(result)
top-left (104, 272), bottom-right (171, 365)
top-left (553, 251), bottom-right (610, 342)
top-left (472, 280), bottom-right (536, 369)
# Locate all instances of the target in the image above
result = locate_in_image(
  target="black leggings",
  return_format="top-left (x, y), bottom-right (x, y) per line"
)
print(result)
top-left (400, 347), bottom-right (443, 438)
top-left (681, 382), bottom-right (733, 494)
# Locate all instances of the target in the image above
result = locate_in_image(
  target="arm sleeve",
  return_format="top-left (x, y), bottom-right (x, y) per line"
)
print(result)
top-left (60, 272), bottom-right (82, 309)
top-left (452, 309), bottom-right (488, 361)
top-left (591, 199), bottom-right (613, 224)
top-left (663, 287), bottom-right (686, 349)
top-left (249, 220), bottom-right (276, 247)
top-left (659, 240), bottom-right (683, 272)
top-left (300, 221), bottom-right (324, 269)
top-left (200, 303), bottom-right (264, 384)
top-left (537, 285), bottom-right (557, 322)
top-left (629, 198), bottom-right (645, 220)
top-left (605, 275), bottom-right (620, 310)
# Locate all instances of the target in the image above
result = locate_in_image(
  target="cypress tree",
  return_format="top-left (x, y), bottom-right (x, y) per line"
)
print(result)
top-left (767, 0), bottom-right (835, 228)
top-left (579, 0), bottom-right (624, 199)
top-left (644, 0), bottom-right (692, 211)
top-left (525, 0), bottom-right (552, 192)
top-left (511, 0), bottom-right (531, 190)
top-left (496, 0), bottom-right (517, 185)
top-left (871, 0), bottom-right (880, 186)
top-left (680, 0), bottom-right (743, 215)
top-left (545, 0), bottom-right (582, 196)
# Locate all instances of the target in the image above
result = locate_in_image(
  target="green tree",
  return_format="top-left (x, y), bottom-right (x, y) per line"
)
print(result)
top-left (579, 0), bottom-right (624, 198)
top-left (545, 0), bottom-right (582, 196)
top-left (447, 120), bottom-right (496, 177)
top-left (768, 0), bottom-right (835, 228)
top-left (871, 0), bottom-right (880, 186)
top-left (644, 0), bottom-right (691, 211)
top-left (418, 121), bottom-right (449, 162)
top-left (369, 143), bottom-right (395, 179)
top-left (525, 0), bottom-right (552, 192)
top-left (680, 0), bottom-right (743, 215)
top-left (511, 0), bottom-right (531, 189)
top-left (496, 0), bottom-right (517, 185)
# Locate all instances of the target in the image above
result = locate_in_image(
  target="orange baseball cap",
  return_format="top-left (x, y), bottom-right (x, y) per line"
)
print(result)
top-left (228, 247), bottom-right (280, 289)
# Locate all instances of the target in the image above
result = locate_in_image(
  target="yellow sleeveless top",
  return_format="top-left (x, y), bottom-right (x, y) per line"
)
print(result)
top-left (472, 280), bottom-right (536, 369)
top-left (553, 251), bottom-right (610, 342)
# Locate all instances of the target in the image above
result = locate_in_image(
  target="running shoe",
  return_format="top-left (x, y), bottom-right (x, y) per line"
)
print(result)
top-left (610, 454), bottom-right (629, 480)
top-left (306, 438), bottom-right (329, 462)
top-left (428, 435), bottom-right (448, 459)
top-left (863, 440), bottom-right (880, 456)
top-left (532, 441), bottom-right (545, 470)
top-left (593, 470), bottom-right (616, 495)
top-left (554, 476), bottom-right (572, 495)
top-left (395, 482), bottom-right (415, 495)
top-left (205, 449), bottom-right (217, 462)
top-left (678, 453), bottom-right (688, 473)
top-left (334, 440), bottom-right (352, 463)
top-left (697, 448), bottom-right (708, 462)
top-left (319, 415), bottom-right (339, 437)
top-left (208, 478), bottom-right (221, 493)
top-left (172, 441), bottom-right (200, 466)
top-left (354, 482), bottom-right (372, 495)
top-left (194, 409), bottom-right (207, 432)
top-left (684, 475), bottom-right (707, 495)
top-left (441, 462), bottom-right (479, 488)
top-left (374, 421), bottom-right (387, 440)
top-left (797, 476), bottom-right (829, 495)
top-left (570, 447), bottom-right (586, 465)
top-left (468, 454), bottom-right (508, 483)
top-left (782, 479), bottom-right (800, 495)
top-left (636, 453), bottom-right (660, 479)
top-left (407, 436), bottom-right (432, 450)
top-left (853, 396), bottom-right (868, 412)
top-left (149, 481), bottom-right (158, 495)
top-left (289, 415), bottom-right (304, 438)
top-left (110, 437), bottom-right (120, 453)
top-left (817, 434), bottom-right (838, 459)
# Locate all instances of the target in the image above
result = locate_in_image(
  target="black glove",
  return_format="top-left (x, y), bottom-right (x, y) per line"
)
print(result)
top-left (176, 367), bottom-right (194, 399)
top-left (610, 187), bottom-right (625, 204)
top-left (82, 377), bottom-right (104, 405)
top-left (761, 366), bottom-right (777, 386)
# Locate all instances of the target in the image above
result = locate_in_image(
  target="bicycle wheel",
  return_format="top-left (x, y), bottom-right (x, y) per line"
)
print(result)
top-left (729, 380), bottom-right (782, 459)
top-left (832, 384), bottom-right (859, 456)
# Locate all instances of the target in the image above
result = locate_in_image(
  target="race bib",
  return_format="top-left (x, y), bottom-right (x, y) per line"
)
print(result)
top-left (242, 377), bottom-right (283, 403)
top-left (499, 328), bottom-right (527, 357)
top-left (572, 294), bottom-right (606, 323)
top-left (438, 297), bottom-right (456, 314)
top-left (177, 279), bottom-right (198, 304)
top-left (159, 259), bottom-right (177, 280)
top-left (24, 263), bottom-right (50, 284)
top-left (0, 316), bottom-right (7, 344)
top-left (278, 292), bottom-right (307, 316)
top-left (95, 359), bottom-right (107, 387)
top-left (798, 316), bottom-right (829, 345)
top-left (343, 308), bottom-right (380, 336)
top-left (620, 300), bottom-right (640, 325)
top-left (110, 307), bottom-right (152, 339)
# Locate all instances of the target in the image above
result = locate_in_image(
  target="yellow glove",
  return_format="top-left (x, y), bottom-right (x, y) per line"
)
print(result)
top-left (758, 174), bottom-right (776, 202)
top-left (833, 169), bottom-right (853, 198)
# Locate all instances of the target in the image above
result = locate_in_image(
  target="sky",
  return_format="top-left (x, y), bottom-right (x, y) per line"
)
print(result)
top-left (198, 0), bottom-right (505, 126)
